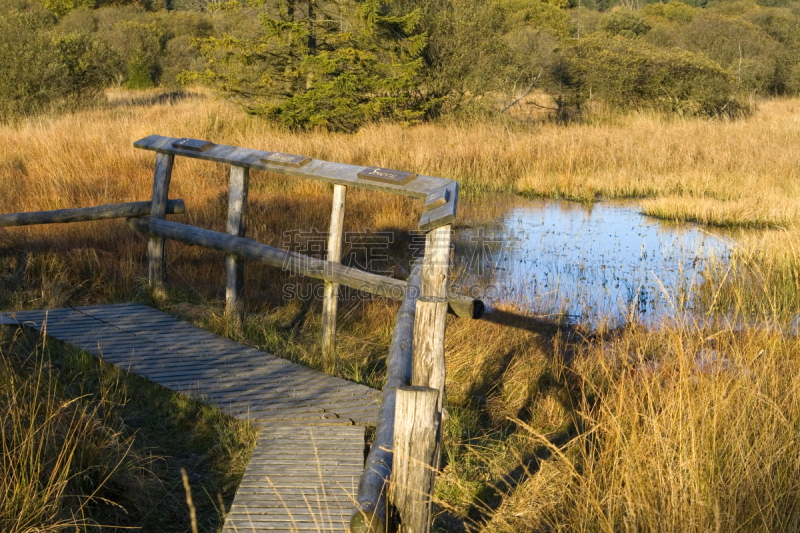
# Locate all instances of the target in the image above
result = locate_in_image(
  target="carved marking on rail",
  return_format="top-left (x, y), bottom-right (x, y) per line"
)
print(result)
top-left (423, 187), bottom-right (450, 213)
top-left (172, 138), bottom-right (214, 152)
top-left (357, 167), bottom-right (417, 185)
top-left (260, 152), bottom-right (312, 168)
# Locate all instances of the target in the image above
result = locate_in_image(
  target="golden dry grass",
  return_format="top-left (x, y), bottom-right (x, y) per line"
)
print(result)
top-left (0, 325), bottom-right (257, 532)
top-left (0, 331), bottom-right (137, 532)
top-left (697, 228), bottom-right (800, 322)
top-left (3, 89), bottom-right (800, 228)
top-left (486, 325), bottom-right (800, 532)
top-left (641, 196), bottom-right (800, 228)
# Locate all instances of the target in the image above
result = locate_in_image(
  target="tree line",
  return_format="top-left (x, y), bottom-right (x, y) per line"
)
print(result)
top-left (2, 0), bottom-right (800, 128)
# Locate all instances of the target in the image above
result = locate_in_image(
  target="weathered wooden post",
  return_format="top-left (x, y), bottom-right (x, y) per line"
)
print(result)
top-left (406, 223), bottom-right (452, 531)
top-left (413, 224), bottom-right (452, 402)
top-left (390, 386), bottom-right (440, 533)
top-left (321, 184), bottom-right (346, 371)
top-left (351, 263), bottom-right (422, 533)
top-left (412, 296), bottom-right (448, 411)
top-left (418, 226), bottom-right (452, 300)
top-left (225, 165), bottom-right (250, 325)
top-left (148, 153), bottom-right (175, 298)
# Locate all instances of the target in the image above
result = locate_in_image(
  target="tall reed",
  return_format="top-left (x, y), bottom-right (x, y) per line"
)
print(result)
top-left (0, 329), bottom-right (154, 532)
top-left (488, 323), bottom-right (800, 532)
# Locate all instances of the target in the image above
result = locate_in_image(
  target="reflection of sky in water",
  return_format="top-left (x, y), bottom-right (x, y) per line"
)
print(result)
top-left (452, 200), bottom-right (731, 326)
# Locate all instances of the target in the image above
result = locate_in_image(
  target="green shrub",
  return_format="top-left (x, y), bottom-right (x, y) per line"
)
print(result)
top-left (93, 8), bottom-right (220, 87)
top-left (57, 6), bottom-right (99, 32)
top-left (502, 0), bottom-right (573, 39)
top-left (643, 1), bottom-right (696, 23)
top-left (691, 12), bottom-right (789, 93)
top-left (399, 0), bottom-right (512, 114)
top-left (568, 33), bottom-right (737, 116)
top-left (0, 5), bottom-right (57, 117)
top-left (192, 0), bottom-right (435, 131)
top-left (53, 32), bottom-right (119, 97)
top-left (599, 9), bottom-right (652, 36)
top-left (96, 13), bottom-right (171, 84)
top-left (43, 0), bottom-right (94, 18)
top-left (0, 0), bottom-right (118, 118)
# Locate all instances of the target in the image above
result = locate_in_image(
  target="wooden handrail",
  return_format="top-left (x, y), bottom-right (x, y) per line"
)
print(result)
top-left (350, 262), bottom-right (421, 533)
top-left (0, 200), bottom-right (184, 228)
top-left (133, 135), bottom-right (458, 231)
top-left (126, 216), bottom-right (483, 319)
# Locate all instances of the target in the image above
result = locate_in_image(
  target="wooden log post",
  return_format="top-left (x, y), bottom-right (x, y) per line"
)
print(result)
top-left (147, 153), bottom-right (175, 299)
top-left (419, 225), bottom-right (452, 301)
top-left (390, 386), bottom-right (440, 533)
top-left (412, 297), bottom-right (448, 413)
top-left (413, 224), bottom-right (452, 401)
top-left (225, 165), bottom-right (250, 325)
top-left (321, 184), bottom-right (346, 372)
top-left (404, 223), bottom-right (452, 532)
top-left (350, 263), bottom-right (422, 533)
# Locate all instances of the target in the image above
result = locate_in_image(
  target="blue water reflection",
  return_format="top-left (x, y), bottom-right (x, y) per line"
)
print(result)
top-left (452, 200), bottom-right (731, 327)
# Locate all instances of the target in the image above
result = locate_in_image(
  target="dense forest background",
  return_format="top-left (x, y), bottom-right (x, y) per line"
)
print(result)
top-left (3, 0), bottom-right (800, 128)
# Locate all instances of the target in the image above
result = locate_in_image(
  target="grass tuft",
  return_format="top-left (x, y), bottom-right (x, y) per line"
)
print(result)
top-left (0, 326), bottom-right (256, 531)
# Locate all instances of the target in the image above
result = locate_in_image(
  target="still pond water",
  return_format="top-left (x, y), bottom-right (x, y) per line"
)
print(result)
top-left (452, 199), bottom-right (733, 327)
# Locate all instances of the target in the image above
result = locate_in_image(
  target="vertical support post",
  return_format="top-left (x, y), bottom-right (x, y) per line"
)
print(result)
top-left (413, 224), bottom-right (452, 399)
top-left (321, 184), bottom-right (346, 372)
top-left (391, 386), bottom-right (440, 533)
top-left (406, 223), bottom-right (452, 533)
top-left (419, 225), bottom-right (452, 300)
top-left (225, 165), bottom-right (250, 325)
top-left (412, 297), bottom-right (448, 412)
top-left (148, 152), bottom-right (175, 299)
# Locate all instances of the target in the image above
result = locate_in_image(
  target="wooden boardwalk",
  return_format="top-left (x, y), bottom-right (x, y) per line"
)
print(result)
top-left (2, 303), bottom-right (380, 532)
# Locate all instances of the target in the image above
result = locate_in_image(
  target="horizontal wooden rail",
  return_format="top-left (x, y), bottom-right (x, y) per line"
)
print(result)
top-left (0, 200), bottom-right (185, 228)
top-left (127, 216), bottom-right (482, 319)
top-left (351, 262), bottom-right (421, 533)
top-left (134, 135), bottom-right (457, 231)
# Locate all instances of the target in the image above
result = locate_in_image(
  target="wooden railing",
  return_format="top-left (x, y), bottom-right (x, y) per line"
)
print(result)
top-left (0, 199), bottom-right (185, 227)
top-left (2, 134), bottom-right (483, 532)
top-left (125, 216), bottom-right (478, 318)
top-left (130, 135), bottom-right (472, 532)
top-left (350, 223), bottom-right (455, 532)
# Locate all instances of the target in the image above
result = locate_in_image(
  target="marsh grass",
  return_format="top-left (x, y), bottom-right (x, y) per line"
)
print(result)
top-left (485, 323), bottom-right (800, 532)
top-left (0, 328), bottom-right (143, 532)
top-left (2, 88), bottom-right (800, 531)
top-left (641, 197), bottom-right (800, 229)
top-left (0, 325), bottom-right (257, 532)
top-left (2, 88), bottom-right (800, 226)
top-left (430, 271), bottom-right (800, 532)
top-left (696, 229), bottom-right (800, 325)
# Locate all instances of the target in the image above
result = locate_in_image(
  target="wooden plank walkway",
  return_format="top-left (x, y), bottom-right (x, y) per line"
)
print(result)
top-left (227, 426), bottom-right (364, 532)
top-left (1, 303), bottom-right (379, 532)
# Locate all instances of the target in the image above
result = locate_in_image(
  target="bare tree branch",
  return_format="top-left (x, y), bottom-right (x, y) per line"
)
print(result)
top-left (500, 67), bottom-right (543, 114)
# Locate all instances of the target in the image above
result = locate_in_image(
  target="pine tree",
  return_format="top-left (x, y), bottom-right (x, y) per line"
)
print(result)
top-left (187, 0), bottom-right (434, 131)
top-left (125, 49), bottom-right (155, 89)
